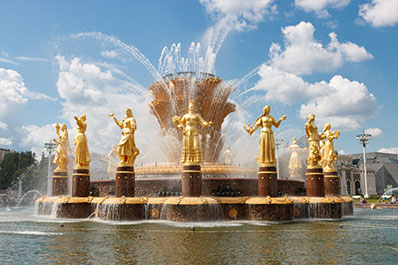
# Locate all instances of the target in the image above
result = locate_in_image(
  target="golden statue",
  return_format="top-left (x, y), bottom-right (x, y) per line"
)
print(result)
top-left (320, 123), bottom-right (340, 171)
top-left (222, 145), bottom-right (234, 165)
top-left (110, 108), bottom-right (140, 166)
top-left (304, 113), bottom-right (323, 168)
top-left (172, 100), bottom-right (212, 165)
top-left (288, 137), bottom-right (306, 178)
top-left (244, 105), bottom-right (286, 166)
top-left (53, 123), bottom-right (69, 172)
top-left (74, 114), bottom-right (90, 168)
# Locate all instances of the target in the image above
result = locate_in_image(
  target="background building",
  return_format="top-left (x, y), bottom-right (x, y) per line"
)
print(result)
top-left (337, 152), bottom-right (398, 196)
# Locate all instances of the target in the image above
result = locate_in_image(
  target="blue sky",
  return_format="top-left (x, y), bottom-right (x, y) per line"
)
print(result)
top-left (0, 0), bottom-right (397, 163)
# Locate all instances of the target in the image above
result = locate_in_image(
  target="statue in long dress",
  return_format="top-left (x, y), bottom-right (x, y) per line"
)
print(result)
top-left (288, 137), bottom-right (306, 178)
top-left (74, 114), bottom-right (90, 168)
top-left (172, 100), bottom-right (212, 164)
top-left (320, 123), bottom-right (340, 171)
top-left (244, 105), bottom-right (286, 166)
top-left (53, 123), bottom-right (69, 172)
top-left (106, 144), bottom-right (118, 178)
top-left (222, 145), bottom-right (234, 165)
top-left (304, 113), bottom-right (323, 168)
top-left (109, 108), bottom-right (140, 166)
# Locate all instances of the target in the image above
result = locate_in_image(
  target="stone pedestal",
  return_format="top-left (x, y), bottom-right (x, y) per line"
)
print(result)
top-left (72, 168), bottom-right (90, 197)
top-left (324, 170), bottom-right (340, 196)
top-left (115, 166), bottom-right (135, 197)
top-left (182, 164), bottom-right (201, 197)
top-left (258, 165), bottom-right (277, 197)
top-left (306, 167), bottom-right (325, 197)
top-left (52, 171), bottom-right (68, 196)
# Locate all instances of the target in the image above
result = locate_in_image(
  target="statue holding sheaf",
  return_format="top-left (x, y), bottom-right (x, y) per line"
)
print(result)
top-left (173, 100), bottom-right (212, 165)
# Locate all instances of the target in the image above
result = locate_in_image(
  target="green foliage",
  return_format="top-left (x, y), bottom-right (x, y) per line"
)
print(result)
top-left (0, 151), bottom-right (37, 189)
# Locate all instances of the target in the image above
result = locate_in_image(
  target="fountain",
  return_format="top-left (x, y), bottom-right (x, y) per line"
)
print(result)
top-left (36, 84), bottom-right (353, 221)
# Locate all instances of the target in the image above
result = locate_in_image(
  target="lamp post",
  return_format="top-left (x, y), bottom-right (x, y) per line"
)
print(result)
top-left (356, 131), bottom-right (372, 198)
top-left (275, 138), bottom-right (284, 179)
top-left (44, 140), bottom-right (56, 196)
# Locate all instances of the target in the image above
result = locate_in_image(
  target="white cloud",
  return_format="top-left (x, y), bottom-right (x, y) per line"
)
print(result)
top-left (295, 0), bottom-right (350, 18)
top-left (0, 121), bottom-right (8, 130)
top-left (359, 0), bottom-right (398, 27)
top-left (377, 147), bottom-right (398, 154)
top-left (269, 21), bottom-right (373, 75)
top-left (0, 138), bottom-right (12, 146)
top-left (200, 0), bottom-right (276, 31)
top-left (100, 50), bottom-right (119, 59)
top-left (252, 65), bottom-right (377, 130)
top-left (364, 127), bottom-right (383, 137)
top-left (0, 68), bottom-right (56, 151)
top-left (21, 56), bottom-right (166, 162)
top-left (253, 65), bottom-right (323, 103)
top-left (200, 0), bottom-right (277, 73)
top-left (299, 75), bottom-right (377, 130)
top-left (20, 124), bottom-right (56, 154)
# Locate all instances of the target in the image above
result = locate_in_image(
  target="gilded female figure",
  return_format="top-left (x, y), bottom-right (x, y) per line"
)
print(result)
top-left (320, 123), bottom-right (340, 170)
top-left (244, 105), bottom-right (286, 166)
top-left (304, 113), bottom-right (323, 168)
top-left (173, 100), bottom-right (212, 164)
top-left (53, 123), bottom-right (69, 171)
top-left (110, 108), bottom-right (140, 166)
top-left (74, 114), bottom-right (90, 168)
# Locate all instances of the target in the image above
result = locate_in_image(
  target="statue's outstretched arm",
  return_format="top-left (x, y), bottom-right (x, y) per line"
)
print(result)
top-left (197, 114), bottom-right (212, 128)
top-left (273, 115), bottom-right (286, 128)
top-left (109, 113), bottom-right (122, 129)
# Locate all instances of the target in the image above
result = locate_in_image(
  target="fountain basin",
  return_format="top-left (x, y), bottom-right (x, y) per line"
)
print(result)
top-left (36, 196), bottom-right (353, 222)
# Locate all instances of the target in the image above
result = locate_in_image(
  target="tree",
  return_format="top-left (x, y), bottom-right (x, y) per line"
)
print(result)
top-left (0, 151), bottom-right (37, 190)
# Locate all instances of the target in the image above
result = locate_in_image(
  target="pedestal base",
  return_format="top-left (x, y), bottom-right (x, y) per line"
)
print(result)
top-left (306, 167), bottom-right (325, 197)
top-left (324, 170), bottom-right (340, 196)
top-left (115, 166), bottom-right (135, 197)
top-left (258, 166), bottom-right (277, 197)
top-left (72, 168), bottom-right (90, 197)
top-left (182, 164), bottom-right (201, 197)
top-left (52, 171), bottom-right (68, 196)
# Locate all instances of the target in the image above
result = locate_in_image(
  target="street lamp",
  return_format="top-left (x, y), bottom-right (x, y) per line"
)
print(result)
top-left (356, 131), bottom-right (372, 198)
top-left (275, 138), bottom-right (284, 179)
top-left (44, 140), bottom-right (56, 196)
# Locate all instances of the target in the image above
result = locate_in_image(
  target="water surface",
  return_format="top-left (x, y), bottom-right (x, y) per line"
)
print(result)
top-left (0, 207), bottom-right (397, 264)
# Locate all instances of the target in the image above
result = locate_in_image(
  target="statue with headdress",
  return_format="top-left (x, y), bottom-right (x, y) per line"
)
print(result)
top-left (173, 100), bottom-right (212, 164)
top-left (320, 123), bottom-right (340, 171)
top-left (244, 105), bottom-right (286, 166)
top-left (288, 137), bottom-right (306, 179)
top-left (53, 123), bottom-right (70, 172)
top-left (74, 114), bottom-right (91, 168)
top-left (304, 113), bottom-right (323, 168)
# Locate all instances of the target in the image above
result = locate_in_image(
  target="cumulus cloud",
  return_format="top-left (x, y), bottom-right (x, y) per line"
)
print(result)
top-left (295, 0), bottom-right (350, 18)
top-left (21, 56), bottom-right (166, 162)
top-left (0, 68), bottom-right (54, 117)
top-left (200, 0), bottom-right (276, 31)
top-left (299, 75), bottom-right (377, 130)
top-left (0, 68), bottom-right (56, 152)
top-left (359, 0), bottom-right (398, 27)
top-left (269, 21), bottom-right (373, 75)
top-left (252, 65), bottom-right (377, 130)
top-left (377, 147), bottom-right (398, 154)
top-left (364, 127), bottom-right (383, 137)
